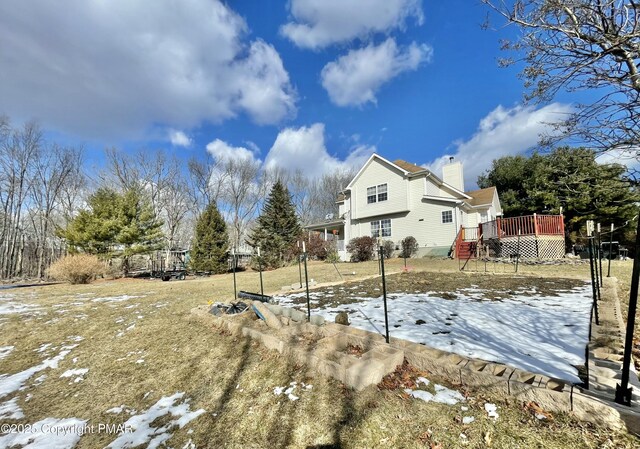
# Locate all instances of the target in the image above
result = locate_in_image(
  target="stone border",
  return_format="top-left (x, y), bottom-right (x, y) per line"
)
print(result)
top-left (190, 293), bottom-right (640, 435)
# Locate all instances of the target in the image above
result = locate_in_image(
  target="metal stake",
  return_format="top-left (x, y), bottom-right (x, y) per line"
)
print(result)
top-left (232, 248), bottom-right (237, 300)
top-left (515, 229), bottom-right (521, 273)
top-left (587, 237), bottom-right (599, 325)
top-left (379, 246), bottom-right (390, 344)
top-left (257, 247), bottom-right (264, 297)
top-left (297, 241), bottom-right (303, 289)
top-left (597, 223), bottom-right (603, 287)
top-left (303, 241), bottom-right (310, 322)
top-left (615, 215), bottom-right (640, 405)
top-left (607, 223), bottom-right (614, 278)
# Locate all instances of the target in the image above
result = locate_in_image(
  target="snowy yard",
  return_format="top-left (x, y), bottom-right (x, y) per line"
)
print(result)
top-left (276, 281), bottom-right (593, 383)
top-left (0, 264), bottom-right (635, 449)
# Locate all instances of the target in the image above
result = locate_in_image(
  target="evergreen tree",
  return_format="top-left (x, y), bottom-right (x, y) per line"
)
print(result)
top-left (190, 202), bottom-right (229, 274)
top-left (248, 180), bottom-right (301, 269)
top-left (478, 147), bottom-right (640, 248)
top-left (61, 187), bottom-right (164, 274)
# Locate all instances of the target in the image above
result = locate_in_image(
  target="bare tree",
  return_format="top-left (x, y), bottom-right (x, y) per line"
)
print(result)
top-left (30, 144), bottom-right (83, 278)
top-left (483, 0), bottom-right (640, 156)
top-left (217, 157), bottom-right (266, 250)
top-left (0, 121), bottom-right (42, 278)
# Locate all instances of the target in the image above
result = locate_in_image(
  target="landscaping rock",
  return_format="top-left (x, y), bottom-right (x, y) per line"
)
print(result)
top-left (310, 315), bottom-right (325, 326)
top-left (335, 312), bottom-right (350, 326)
top-left (252, 301), bottom-right (282, 330)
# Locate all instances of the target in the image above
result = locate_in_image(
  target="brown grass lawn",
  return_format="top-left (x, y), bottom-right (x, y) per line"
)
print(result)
top-left (0, 258), bottom-right (638, 448)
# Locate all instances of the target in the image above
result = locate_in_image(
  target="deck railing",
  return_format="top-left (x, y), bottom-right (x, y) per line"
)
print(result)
top-left (480, 214), bottom-right (564, 239)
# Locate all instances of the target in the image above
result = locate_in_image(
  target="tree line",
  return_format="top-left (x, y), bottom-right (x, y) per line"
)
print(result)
top-left (0, 116), bottom-right (353, 280)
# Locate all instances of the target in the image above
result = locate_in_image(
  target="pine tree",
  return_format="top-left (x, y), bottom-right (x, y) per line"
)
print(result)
top-left (61, 187), bottom-right (164, 275)
top-left (248, 180), bottom-right (301, 269)
top-left (191, 202), bottom-right (229, 274)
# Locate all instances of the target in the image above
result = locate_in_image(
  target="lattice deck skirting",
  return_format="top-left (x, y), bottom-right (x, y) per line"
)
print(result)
top-left (483, 235), bottom-right (565, 259)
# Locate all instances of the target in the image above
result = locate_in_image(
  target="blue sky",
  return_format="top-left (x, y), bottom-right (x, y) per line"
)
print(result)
top-left (0, 0), bottom-right (580, 188)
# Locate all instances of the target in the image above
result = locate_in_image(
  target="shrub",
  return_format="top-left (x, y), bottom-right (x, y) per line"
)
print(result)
top-left (48, 254), bottom-right (106, 284)
top-left (305, 233), bottom-right (332, 260)
top-left (381, 240), bottom-right (395, 259)
top-left (325, 248), bottom-right (341, 264)
top-left (400, 236), bottom-right (419, 258)
top-left (346, 236), bottom-right (376, 262)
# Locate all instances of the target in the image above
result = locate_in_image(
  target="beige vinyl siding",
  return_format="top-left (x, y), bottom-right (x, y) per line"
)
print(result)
top-left (466, 211), bottom-right (479, 228)
top-left (351, 158), bottom-right (408, 220)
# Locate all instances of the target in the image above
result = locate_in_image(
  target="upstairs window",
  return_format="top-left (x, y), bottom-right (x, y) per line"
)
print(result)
top-left (442, 210), bottom-right (453, 224)
top-left (377, 183), bottom-right (387, 202)
top-left (367, 183), bottom-right (388, 204)
top-left (367, 186), bottom-right (377, 204)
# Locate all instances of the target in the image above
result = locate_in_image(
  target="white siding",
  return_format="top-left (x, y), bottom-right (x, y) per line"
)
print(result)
top-left (351, 158), bottom-right (408, 220)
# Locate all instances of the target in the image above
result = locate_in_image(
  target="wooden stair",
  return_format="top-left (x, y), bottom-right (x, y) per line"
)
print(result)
top-left (457, 241), bottom-right (477, 259)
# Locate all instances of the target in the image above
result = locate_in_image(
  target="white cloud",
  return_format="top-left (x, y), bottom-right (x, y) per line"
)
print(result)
top-left (321, 39), bottom-right (432, 106)
top-left (281, 0), bottom-right (423, 49)
top-left (427, 103), bottom-right (574, 189)
top-left (168, 130), bottom-right (192, 147)
top-left (206, 139), bottom-right (260, 164)
top-left (264, 123), bottom-right (374, 178)
top-left (0, 0), bottom-right (296, 139)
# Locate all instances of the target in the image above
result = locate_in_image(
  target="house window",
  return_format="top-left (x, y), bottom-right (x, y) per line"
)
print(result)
top-left (371, 220), bottom-right (380, 237)
top-left (380, 218), bottom-right (391, 237)
top-left (377, 184), bottom-right (388, 202)
top-left (371, 219), bottom-right (391, 237)
top-left (366, 183), bottom-right (388, 204)
top-left (442, 210), bottom-right (453, 224)
top-left (367, 186), bottom-right (376, 204)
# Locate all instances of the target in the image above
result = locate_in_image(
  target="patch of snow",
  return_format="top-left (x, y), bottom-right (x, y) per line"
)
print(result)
top-left (106, 392), bottom-right (205, 449)
top-left (0, 417), bottom-right (86, 449)
top-left (182, 439), bottom-right (196, 449)
top-left (35, 343), bottom-right (53, 353)
top-left (0, 346), bottom-right (14, 360)
top-left (92, 295), bottom-right (142, 303)
top-left (462, 416), bottom-right (474, 424)
top-left (275, 284), bottom-right (592, 382)
top-left (135, 359), bottom-right (144, 364)
top-left (60, 368), bottom-right (88, 383)
top-left (404, 383), bottom-right (465, 405)
top-left (416, 377), bottom-right (430, 386)
top-left (0, 397), bottom-right (24, 419)
top-left (0, 347), bottom-right (74, 398)
top-left (535, 413), bottom-right (547, 420)
top-left (485, 403), bottom-right (499, 420)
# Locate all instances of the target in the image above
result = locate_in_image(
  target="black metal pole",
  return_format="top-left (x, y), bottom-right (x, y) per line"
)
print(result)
top-left (297, 242), bottom-right (303, 289)
top-left (379, 246), bottom-right (390, 344)
top-left (257, 247), bottom-right (264, 297)
top-left (515, 229), bottom-right (521, 273)
top-left (615, 216), bottom-right (640, 405)
top-left (588, 237), bottom-right (599, 325)
top-left (607, 223), bottom-right (614, 278)
top-left (232, 249), bottom-right (237, 300)
top-left (597, 224), bottom-right (604, 287)
top-left (593, 237), bottom-right (601, 301)
top-left (303, 242), bottom-right (310, 321)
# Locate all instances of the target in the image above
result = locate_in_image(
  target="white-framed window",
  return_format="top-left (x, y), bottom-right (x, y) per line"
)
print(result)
top-left (377, 183), bottom-right (388, 202)
top-left (367, 186), bottom-right (377, 204)
top-left (442, 210), bottom-right (453, 224)
top-left (366, 183), bottom-right (388, 204)
top-left (371, 219), bottom-right (391, 237)
top-left (371, 220), bottom-right (380, 237)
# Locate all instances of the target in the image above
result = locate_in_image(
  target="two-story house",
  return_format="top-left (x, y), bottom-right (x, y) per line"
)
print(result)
top-left (307, 154), bottom-right (502, 261)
